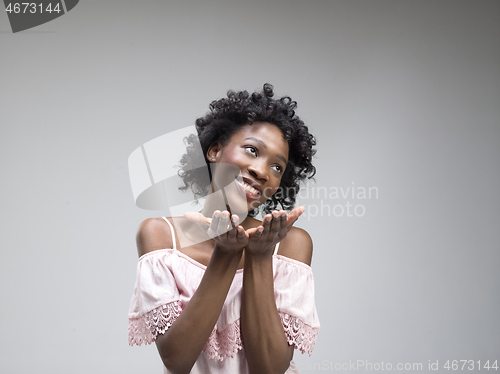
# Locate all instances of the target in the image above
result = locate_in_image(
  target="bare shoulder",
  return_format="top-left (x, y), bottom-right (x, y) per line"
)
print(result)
top-left (136, 217), bottom-right (174, 258)
top-left (278, 227), bottom-right (313, 266)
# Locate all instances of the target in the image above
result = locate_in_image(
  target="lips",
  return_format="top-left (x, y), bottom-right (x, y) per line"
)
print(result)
top-left (235, 176), bottom-right (262, 196)
top-left (242, 177), bottom-right (262, 194)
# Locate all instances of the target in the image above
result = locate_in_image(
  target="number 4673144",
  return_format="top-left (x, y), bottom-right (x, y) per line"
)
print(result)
top-left (444, 360), bottom-right (498, 371)
top-left (5, 2), bottom-right (61, 14)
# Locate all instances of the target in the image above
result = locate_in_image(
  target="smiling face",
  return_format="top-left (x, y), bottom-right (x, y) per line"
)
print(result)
top-left (207, 122), bottom-right (289, 212)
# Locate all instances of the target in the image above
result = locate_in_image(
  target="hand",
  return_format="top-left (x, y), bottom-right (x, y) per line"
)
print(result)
top-left (245, 206), bottom-right (305, 256)
top-left (184, 210), bottom-right (249, 253)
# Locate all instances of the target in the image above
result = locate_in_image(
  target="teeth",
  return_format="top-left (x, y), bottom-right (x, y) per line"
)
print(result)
top-left (237, 180), bottom-right (260, 195)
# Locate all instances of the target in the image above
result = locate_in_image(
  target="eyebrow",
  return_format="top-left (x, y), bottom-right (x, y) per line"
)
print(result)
top-left (244, 137), bottom-right (288, 165)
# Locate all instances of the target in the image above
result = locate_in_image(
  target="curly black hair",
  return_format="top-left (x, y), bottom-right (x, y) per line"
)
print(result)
top-left (178, 83), bottom-right (316, 217)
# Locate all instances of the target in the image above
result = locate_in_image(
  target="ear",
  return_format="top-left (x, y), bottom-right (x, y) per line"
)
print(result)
top-left (206, 141), bottom-right (222, 162)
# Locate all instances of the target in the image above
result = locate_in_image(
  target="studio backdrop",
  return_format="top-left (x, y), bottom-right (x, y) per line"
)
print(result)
top-left (0, 1), bottom-right (499, 373)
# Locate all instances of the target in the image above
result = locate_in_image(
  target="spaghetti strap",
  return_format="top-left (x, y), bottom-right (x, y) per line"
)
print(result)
top-left (161, 217), bottom-right (177, 250)
top-left (273, 242), bottom-right (280, 255)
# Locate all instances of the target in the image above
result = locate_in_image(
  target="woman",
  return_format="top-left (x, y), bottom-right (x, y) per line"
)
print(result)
top-left (128, 84), bottom-right (319, 374)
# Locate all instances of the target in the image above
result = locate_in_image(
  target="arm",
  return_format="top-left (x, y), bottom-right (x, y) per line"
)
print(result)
top-left (241, 209), bottom-right (313, 374)
top-left (137, 213), bottom-right (248, 374)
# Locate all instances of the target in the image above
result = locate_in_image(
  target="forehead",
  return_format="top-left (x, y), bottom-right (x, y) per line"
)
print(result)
top-left (230, 122), bottom-right (289, 157)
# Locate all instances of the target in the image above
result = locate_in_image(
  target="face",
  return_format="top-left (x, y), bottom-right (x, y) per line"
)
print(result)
top-left (207, 122), bottom-right (289, 212)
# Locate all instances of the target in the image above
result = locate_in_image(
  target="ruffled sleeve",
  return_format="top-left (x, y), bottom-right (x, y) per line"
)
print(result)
top-left (273, 255), bottom-right (320, 355)
top-left (128, 250), bottom-right (182, 346)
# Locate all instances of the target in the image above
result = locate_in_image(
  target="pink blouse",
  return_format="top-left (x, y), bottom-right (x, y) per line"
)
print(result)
top-left (128, 218), bottom-right (320, 373)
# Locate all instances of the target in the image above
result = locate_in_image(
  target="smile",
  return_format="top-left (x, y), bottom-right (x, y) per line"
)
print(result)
top-left (235, 178), bottom-right (261, 196)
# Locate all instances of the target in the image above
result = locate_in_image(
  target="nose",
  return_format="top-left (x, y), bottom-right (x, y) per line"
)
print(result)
top-left (248, 161), bottom-right (268, 181)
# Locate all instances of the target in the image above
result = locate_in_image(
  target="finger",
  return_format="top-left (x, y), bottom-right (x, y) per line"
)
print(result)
top-left (261, 214), bottom-right (272, 236)
top-left (268, 211), bottom-right (281, 241)
top-left (237, 226), bottom-right (249, 242)
top-left (227, 215), bottom-right (239, 240)
top-left (217, 211), bottom-right (231, 236)
top-left (207, 210), bottom-right (221, 238)
top-left (270, 211), bottom-right (281, 233)
top-left (211, 210), bottom-right (222, 225)
top-left (227, 225), bottom-right (237, 240)
top-left (279, 210), bottom-right (287, 237)
top-left (246, 227), bottom-right (260, 236)
top-left (254, 226), bottom-right (264, 239)
top-left (286, 207), bottom-right (299, 224)
top-left (247, 226), bottom-right (264, 242)
top-left (227, 206), bottom-right (236, 229)
top-left (286, 206), bottom-right (305, 229)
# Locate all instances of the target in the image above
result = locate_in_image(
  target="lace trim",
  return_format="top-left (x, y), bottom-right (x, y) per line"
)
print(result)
top-left (128, 301), bottom-right (182, 346)
top-left (203, 319), bottom-right (243, 361)
top-left (279, 311), bottom-right (319, 355)
top-left (129, 303), bottom-right (318, 358)
top-left (203, 312), bottom-right (318, 360)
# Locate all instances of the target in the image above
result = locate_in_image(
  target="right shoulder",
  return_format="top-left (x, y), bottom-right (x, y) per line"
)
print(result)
top-left (136, 217), bottom-right (174, 258)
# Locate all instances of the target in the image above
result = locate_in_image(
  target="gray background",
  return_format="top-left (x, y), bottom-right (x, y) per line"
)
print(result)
top-left (1, 0), bottom-right (499, 373)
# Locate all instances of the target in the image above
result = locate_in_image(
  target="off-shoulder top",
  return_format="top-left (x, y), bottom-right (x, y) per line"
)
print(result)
top-left (128, 217), bottom-right (320, 373)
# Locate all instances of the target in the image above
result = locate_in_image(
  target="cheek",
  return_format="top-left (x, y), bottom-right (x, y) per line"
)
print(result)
top-left (220, 151), bottom-right (244, 167)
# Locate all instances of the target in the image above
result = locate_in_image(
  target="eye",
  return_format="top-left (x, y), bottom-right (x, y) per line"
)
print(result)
top-left (245, 146), bottom-right (257, 156)
top-left (273, 164), bottom-right (284, 174)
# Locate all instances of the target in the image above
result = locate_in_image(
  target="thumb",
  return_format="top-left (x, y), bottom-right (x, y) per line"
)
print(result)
top-left (245, 226), bottom-right (261, 235)
top-left (183, 211), bottom-right (211, 230)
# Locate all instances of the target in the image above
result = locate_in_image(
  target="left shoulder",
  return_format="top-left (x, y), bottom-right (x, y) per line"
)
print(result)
top-left (277, 227), bottom-right (313, 266)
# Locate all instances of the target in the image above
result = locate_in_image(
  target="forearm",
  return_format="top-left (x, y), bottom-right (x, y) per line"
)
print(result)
top-left (156, 247), bottom-right (242, 374)
top-left (241, 253), bottom-right (293, 374)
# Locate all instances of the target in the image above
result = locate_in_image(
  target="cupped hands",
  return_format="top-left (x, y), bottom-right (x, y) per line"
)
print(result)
top-left (183, 206), bottom-right (305, 255)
